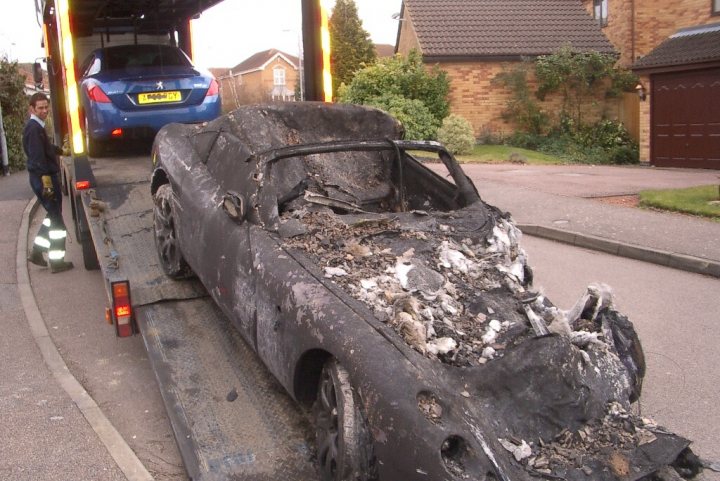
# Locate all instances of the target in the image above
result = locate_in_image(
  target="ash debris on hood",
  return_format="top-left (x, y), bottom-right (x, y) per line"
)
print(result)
top-left (282, 204), bottom-right (642, 381)
top-left (499, 402), bottom-right (699, 481)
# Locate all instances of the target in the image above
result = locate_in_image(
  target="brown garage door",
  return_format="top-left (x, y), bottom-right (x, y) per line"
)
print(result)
top-left (652, 67), bottom-right (720, 169)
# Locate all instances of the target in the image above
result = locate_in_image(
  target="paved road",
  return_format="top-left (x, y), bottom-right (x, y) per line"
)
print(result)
top-left (464, 163), bottom-right (720, 198)
top-left (0, 173), bottom-right (127, 481)
top-left (460, 163), bottom-right (720, 264)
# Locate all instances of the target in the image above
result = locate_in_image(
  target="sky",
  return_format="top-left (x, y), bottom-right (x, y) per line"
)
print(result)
top-left (0, 0), bottom-right (402, 69)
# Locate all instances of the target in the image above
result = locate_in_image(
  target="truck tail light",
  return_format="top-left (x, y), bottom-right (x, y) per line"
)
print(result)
top-left (111, 128), bottom-right (123, 138)
top-left (87, 84), bottom-right (111, 103)
top-left (111, 280), bottom-right (136, 337)
top-left (206, 79), bottom-right (219, 97)
top-left (75, 180), bottom-right (91, 190)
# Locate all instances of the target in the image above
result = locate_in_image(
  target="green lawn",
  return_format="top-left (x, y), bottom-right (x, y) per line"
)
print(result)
top-left (639, 185), bottom-right (720, 220)
top-left (455, 145), bottom-right (564, 165)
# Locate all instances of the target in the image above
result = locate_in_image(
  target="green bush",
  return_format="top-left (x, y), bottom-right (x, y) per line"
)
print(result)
top-left (437, 114), bottom-right (475, 154)
top-left (505, 119), bottom-right (639, 165)
top-left (505, 131), bottom-right (545, 151)
top-left (366, 94), bottom-right (440, 140)
top-left (338, 50), bottom-right (450, 131)
top-left (1, 57), bottom-right (29, 172)
top-left (608, 144), bottom-right (639, 165)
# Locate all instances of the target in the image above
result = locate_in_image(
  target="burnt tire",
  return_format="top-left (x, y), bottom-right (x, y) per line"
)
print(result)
top-left (313, 358), bottom-right (377, 481)
top-left (153, 184), bottom-right (192, 279)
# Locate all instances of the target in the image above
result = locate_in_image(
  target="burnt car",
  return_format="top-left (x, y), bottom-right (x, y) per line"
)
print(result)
top-left (150, 103), bottom-right (702, 481)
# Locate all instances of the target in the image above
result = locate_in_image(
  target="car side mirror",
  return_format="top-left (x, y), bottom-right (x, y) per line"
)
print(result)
top-left (222, 192), bottom-right (246, 223)
top-left (33, 62), bottom-right (44, 89)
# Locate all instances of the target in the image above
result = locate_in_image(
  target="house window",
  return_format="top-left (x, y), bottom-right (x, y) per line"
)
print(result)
top-left (593, 0), bottom-right (608, 26)
top-left (713, 0), bottom-right (720, 15)
top-left (273, 67), bottom-right (286, 86)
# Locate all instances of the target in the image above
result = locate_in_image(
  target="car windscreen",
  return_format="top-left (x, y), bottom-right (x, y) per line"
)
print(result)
top-left (103, 45), bottom-right (192, 71)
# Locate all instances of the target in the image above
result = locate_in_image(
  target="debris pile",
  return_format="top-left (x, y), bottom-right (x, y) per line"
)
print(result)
top-left (283, 207), bottom-right (633, 370)
top-left (499, 402), bottom-right (687, 479)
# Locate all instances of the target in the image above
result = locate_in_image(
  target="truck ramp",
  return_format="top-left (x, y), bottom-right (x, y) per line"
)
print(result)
top-left (139, 301), bottom-right (316, 481)
top-left (83, 156), bottom-right (317, 481)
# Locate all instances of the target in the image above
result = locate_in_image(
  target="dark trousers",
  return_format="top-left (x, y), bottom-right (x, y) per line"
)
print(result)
top-left (29, 173), bottom-right (68, 263)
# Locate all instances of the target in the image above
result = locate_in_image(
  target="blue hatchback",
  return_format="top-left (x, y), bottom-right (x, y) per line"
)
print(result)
top-left (79, 44), bottom-right (221, 156)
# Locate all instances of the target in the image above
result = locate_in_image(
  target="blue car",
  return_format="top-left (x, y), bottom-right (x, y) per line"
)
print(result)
top-left (79, 44), bottom-right (221, 156)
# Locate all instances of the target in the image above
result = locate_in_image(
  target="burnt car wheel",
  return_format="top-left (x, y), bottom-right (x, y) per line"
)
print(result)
top-left (153, 183), bottom-right (192, 278)
top-left (313, 358), bottom-right (377, 481)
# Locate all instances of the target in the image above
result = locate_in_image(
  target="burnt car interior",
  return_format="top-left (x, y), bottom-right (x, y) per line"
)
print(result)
top-left (258, 140), bottom-right (478, 217)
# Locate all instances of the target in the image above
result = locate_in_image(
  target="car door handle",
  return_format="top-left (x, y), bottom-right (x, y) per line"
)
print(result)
top-left (222, 191), bottom-right (246, 223)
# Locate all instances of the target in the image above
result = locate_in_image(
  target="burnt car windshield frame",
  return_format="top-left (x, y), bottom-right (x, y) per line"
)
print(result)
top-left (250, 139), bottom-right (480, 205)
top-left (250, 139), bottom-right (445, 164)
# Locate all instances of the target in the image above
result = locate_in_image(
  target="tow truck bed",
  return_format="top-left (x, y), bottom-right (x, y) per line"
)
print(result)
top-left (71, 155), bottom-right (317, 480)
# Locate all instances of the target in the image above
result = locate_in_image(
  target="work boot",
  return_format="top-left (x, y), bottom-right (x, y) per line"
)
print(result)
top-left (50, 260), bottom-right (74, 273)
top-left (27, 249), bottom-right (48, 267)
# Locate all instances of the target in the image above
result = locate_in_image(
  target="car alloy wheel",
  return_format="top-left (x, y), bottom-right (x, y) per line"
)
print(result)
top-left (153, 184), bottom-right (191, 278)
top-left (313, 358), bottom-right (377, 481)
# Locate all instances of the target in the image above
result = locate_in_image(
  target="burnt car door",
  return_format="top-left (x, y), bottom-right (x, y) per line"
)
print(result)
top-left (179, 127), bottom-right (258, 347)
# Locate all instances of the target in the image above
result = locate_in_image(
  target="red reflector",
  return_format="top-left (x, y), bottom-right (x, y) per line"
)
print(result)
top-left (113, 283), bottom-right (128, 297)
top-left (111, 128), bottom-right (123, 137)
top-left (111, 280), bottom-right (135, 337)
top-left (206, 79), bottom-right (219, 96)
top-left (75, 180), bottom-right (91, 190)
top-left (87, 83), bottom-right (111, 103)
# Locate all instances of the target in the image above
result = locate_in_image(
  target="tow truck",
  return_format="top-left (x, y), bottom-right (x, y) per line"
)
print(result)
top-left (40, 1), bottom-right (332, 478)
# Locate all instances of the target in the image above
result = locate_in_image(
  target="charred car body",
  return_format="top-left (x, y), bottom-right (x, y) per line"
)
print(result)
top-left (150, 103), bottom-right (702, 481)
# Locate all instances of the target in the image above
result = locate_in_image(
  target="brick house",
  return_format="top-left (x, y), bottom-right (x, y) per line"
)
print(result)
top-left (582, 0), bottom-right (720, 168)
top-left (215, 49), bottom-right (299, 111)
top-left (395, 0), bottom-right (616, 139)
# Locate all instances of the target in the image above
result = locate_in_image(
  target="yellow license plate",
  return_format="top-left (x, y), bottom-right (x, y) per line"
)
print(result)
top-left (138, 91), bottom-right (181, 104)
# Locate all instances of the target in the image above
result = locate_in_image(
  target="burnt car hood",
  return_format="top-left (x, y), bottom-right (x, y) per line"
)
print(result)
top-left (279, 202), bottom-right (691, 480)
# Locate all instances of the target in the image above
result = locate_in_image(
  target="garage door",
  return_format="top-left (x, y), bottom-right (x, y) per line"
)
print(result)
top-left (651, 67), bottom-right (720, 169)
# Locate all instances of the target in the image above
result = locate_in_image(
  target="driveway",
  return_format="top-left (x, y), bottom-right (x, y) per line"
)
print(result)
top-left (460, 163), bottom-right (720, 198)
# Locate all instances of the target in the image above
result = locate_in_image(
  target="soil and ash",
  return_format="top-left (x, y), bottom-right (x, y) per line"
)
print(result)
top-left (500, 402), bottom-right (698, 480)
top-left (282, 206), bottom-right (629, 370)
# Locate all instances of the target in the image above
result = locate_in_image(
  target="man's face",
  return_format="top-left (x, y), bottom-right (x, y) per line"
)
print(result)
top-left (30, 100), bottom-right (50, 121)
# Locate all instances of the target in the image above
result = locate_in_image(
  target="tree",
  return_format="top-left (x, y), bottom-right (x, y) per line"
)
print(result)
top-left (329, 0), bottom-right (376, 97)
top-left (338, 50), bottom-right (450, 139)
top-left (0, 57), bottom-right (28, 172)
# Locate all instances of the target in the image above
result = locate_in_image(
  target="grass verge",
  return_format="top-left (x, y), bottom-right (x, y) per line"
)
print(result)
top-left (639, 185), bottom-right (720, 220)
top-left (455, 145), bottom-right (564, 165)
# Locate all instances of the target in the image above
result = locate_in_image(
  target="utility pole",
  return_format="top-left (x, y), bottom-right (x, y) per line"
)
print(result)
top-left (0, 102), bottom-right (10, 175)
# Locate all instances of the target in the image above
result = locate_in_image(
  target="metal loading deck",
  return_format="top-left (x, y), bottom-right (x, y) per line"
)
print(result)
top-left (80, 155), bottom-right (317, 480)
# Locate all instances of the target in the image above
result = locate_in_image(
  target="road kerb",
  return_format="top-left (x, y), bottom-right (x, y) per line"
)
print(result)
top-left (517, 223), bottom-right (720, 279)
top-left (16, 198), bottom-right (154, 481)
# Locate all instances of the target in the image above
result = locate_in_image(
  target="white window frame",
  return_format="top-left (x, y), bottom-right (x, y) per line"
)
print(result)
top-left (273, 67), bottom-right (286, 86)
top-left (713, 0), bottom-right (720, 15)
top-left (593, 0), bottom-right (608, 26)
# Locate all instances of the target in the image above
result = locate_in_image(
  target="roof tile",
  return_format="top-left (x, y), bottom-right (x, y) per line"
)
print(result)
top-left (632, 23), bottom-right (720, 70)
top-left (404, 0), bottom-right (615, 58)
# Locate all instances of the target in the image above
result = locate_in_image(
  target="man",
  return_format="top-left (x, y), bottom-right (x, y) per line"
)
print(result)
top-left (23, 92), bottom-right (73, 273)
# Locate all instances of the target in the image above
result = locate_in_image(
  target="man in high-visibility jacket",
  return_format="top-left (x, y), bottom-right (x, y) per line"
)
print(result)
top-left (23, 92), bottom-right (73, 273)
